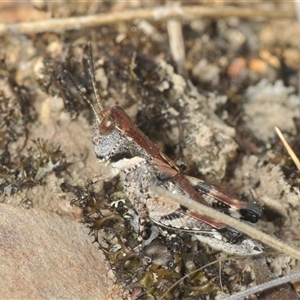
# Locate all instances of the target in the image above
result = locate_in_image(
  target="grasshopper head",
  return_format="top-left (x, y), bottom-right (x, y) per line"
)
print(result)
top-left (92, 106), bottom-right (150, 162)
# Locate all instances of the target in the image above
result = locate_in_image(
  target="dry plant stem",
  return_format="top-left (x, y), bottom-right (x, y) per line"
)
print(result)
top-left (275, 126), bottom-right (300, 171)
top-left (0, 6), bottom-right (295, 35)
top-left (167, 18), bottom-right (185, 72)
top-left (251, 256), bottom-right (299, 300)
top-left (222, 272), bottom-right (300, 300)
top-left (151, 186), bottom-right (300, 261)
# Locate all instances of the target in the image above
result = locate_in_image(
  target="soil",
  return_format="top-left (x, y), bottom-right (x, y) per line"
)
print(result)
top-left (0, 1), bottom-right (300, 299)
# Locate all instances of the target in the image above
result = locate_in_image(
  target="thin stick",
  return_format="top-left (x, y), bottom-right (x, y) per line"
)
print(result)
top-left (151, 186), bottom-right (300, 261)
top-left (222, 271), bottom-right (300, 300)
top-left (167, 18), bottom-right (185, 72)
top-left (0, 6), bottom-right (295, 35)
top-left (275, 126), bottom-right (300, 171)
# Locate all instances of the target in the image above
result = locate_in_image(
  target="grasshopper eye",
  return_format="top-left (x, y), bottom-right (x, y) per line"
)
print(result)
top-left (99, 112), bottom-right (116, 135)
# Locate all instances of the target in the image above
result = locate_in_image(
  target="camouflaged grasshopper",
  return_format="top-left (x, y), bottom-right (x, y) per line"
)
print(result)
top-left (66, 44), bottom-right (263, 256)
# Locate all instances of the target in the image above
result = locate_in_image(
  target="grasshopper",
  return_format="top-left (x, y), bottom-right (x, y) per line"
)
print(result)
top-left (66, 44), bottom-right (263, 256)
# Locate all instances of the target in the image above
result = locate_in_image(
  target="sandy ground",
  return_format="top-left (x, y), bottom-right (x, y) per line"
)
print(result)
top-left (0, 1), bottom-right (300, 299)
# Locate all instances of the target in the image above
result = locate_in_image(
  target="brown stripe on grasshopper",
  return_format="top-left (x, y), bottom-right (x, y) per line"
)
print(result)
top-left (99, 106), bottom-right (180, 170)
top-left (146, 197), bottom-right (263, 255)
top-left (151, 158), bottom-right (245, 239)
top-left (186, 176), bottom-right (262, 223)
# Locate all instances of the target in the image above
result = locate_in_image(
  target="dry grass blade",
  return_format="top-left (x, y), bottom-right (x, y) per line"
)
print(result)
top-left (275, 126), bottom-right (300, 171)
top-left (167, 18), bottom-right (185, 73)
top-left (151, 186), bottom-right (300, 260)
top-left (0, 5), bottom-right (295, 35)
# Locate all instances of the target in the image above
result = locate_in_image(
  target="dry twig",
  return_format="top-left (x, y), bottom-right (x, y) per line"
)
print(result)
top-left (167, 18), bottom-right (185, 72)
top-left (0, 5), bottom-right (295, 35)
top-left (222, 271), bottom-right (300, 300)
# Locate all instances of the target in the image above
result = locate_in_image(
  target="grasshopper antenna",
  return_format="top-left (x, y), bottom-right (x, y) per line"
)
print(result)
top-left (63, 69), bottom-right (101, 124)
top-left (87, 42), bottom-right (103, 111)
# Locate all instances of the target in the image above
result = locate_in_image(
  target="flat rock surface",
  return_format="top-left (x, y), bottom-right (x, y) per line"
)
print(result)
top-left (0, 204), bottom-right (124, 299)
